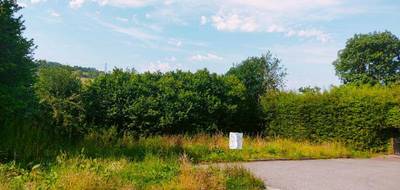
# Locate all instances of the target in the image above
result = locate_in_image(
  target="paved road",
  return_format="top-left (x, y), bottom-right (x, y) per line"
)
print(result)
top-left (241, 158), bottom-right (400, 190)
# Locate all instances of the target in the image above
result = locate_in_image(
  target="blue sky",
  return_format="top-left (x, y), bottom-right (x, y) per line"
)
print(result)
top-left (17, 0), bottom-right (400, 89)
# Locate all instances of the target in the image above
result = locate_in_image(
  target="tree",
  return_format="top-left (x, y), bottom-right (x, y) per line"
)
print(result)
top-left (299, 86), bottom-right (321, 94)
top-left (35, 66), bottom-right (83, 137)
top-left (0, 0), bottom-right (36, 123)
top-left (227, 52), bottom-right (286, 133)
top-left (333, 31), bottom-right (400, 85)
top-left (227, 52), bottom-right (286, 99)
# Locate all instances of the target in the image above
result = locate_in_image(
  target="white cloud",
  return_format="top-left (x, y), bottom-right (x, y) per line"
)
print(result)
top-left (211, 11), bottom-right (259, 32)
top-left (69, 0), bottom-right (85, 9)
top-left (267, 24), bottom-right (331, 42)
top-left (190, 53), bottom-right (223, 61)
top-left (18, 2), bottom-right (28, 7)
top-left (164, 0), bottom-right (174, 5)
top-left (287, 28), bottom-right (331, 42)
top-left (31, 0), bottom-right (46, 4)
top-left (200, 16), bottom-right (207, 25)
top-left (115, 16), bottom-right (129, 22)
top-left (145, 58), bottom-right (181, 73)
top-left (49, 10), bottom-right (61, 17)
top-left (167, 39), bottom-right (182, 47)
top-left (145, 8), bottom-right (187, 25)
top-left (165, 56), bottom-right (177, 62)
top-left (69, 0), bottom-right (155, 9)
top-left (209, 9), bottom-right (331, 42)
top-left (97, 0), bottom-right (155, 7)
top-left (147, 61), bottom-right (173, 72)
top-left (95, 18), bottom-right (160, 41)
top-left (223, 0), bottom-right (341, 15)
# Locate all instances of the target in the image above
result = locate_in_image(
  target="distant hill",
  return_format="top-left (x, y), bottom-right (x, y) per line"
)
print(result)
top-left (37, 60), bottom-right (104, 79)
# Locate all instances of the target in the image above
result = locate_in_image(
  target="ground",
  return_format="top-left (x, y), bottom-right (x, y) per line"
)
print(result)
top-left (241, 157), bottom-right (400, 190)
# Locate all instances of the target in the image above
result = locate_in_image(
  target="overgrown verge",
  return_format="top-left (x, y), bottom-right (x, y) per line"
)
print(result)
top-left (0, 154), bottom-right (264, 190)
top-left (0, 130), bottom-right (379, 189)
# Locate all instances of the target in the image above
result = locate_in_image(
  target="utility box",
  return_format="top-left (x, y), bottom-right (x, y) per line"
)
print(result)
top-left (229, 132), bottom-right (243, 149)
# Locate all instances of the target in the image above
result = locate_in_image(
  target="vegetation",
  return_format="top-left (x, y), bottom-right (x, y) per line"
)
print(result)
top-left (0, 131), bottom-right (372, 189)
top-left (1, 0), bottom-right (400, 189)
top-left (0, 0), bottom-right (36, 131)
top-left (82, 69), bottom-right (247, 135)
top-left (0, 154), bottom-right (264, 190)
top-left (333, 31), bottom-right (400, 85)
top-left (262, 85), bottom-right (400, 151)
top-left (227, 52), bottom-right (287, 133)
top-left (37, 60), bottom-right (104, 79)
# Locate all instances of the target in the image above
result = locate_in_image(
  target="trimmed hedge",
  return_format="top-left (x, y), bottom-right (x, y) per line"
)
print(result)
top-left (261, 85), bottom-right (400, 151)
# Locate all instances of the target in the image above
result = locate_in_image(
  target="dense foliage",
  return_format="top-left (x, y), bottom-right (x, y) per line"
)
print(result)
top-left (0, 0), bottom-right (36, 125)
top-left (262, 85), bottom-right (400, 150)
top-left (35, 66), bottom-right (84, 137)
top-left (333, 31), bottom-right (400, 85)
top-left (227, 52), bottom-right (286, 133)
top-left (0, 0), bottom-right (40, 162)
top-left (83, 69), bottom-right (246, 135)
top-left (37, 60), bottom-right (104, 79)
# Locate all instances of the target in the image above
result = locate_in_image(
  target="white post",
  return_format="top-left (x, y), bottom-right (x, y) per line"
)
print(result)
top-left (229, 132), bottom-right (243, 149)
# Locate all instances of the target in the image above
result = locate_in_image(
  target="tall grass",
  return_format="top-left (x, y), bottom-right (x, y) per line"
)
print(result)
top-left (81, 130), bottom-right (376, 163)
top-left (0, 154), bottom-right (264, 190)
top-left (0, 127), bottom-right (382, 189)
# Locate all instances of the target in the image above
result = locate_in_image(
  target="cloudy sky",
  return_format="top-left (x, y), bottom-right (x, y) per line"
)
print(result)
top-left (18, 0), bottom-right (400, 89)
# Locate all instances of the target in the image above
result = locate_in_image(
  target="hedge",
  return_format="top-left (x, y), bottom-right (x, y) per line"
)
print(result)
top-left (83, 69), bottom-right (246, 135)
top-left (261, 85), bottom-right (400, 151)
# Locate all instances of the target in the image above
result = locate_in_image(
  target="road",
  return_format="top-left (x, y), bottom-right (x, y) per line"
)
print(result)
top-left (241, 158), bottom-right (400, 190)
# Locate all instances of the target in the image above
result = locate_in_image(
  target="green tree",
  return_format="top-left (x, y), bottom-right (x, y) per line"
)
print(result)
top-left (0, 0), bottom-right (36, 124)
top-left (35, 66), bottom-right (84, 137)
top-left (299, 86), bottom-right (321, 94)
top-left (228, 52), bottom-right (286, 99)
top-left (227, 52), bottom-right (286, 133)
top-left (333, 31), bottom-right (400, 85)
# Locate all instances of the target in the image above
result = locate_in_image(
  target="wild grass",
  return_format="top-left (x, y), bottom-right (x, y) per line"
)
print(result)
top-left (0, 154), bottom-right (264, 190)
top-left (180, 134), bottom-right (374, 162)
top-left (0, 128), bottom-right (382, 189)
top-left (85, 129), bottom-right (376, 162)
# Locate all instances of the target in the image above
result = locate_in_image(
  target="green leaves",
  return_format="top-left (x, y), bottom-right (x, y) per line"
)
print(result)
top-left (334, 31), bottom-right (400, 85)
top-left (83, 69), bottom-right (246, 135)
top-left (35, 66), bottom-right (84, 135)
top-left (0, 0), bottom-right (36, 122)
top-left (261, 85), bottom-right (400, 151)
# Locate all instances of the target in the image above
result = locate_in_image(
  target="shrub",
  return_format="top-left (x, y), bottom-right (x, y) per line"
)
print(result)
top-left (35, 66), bottom-right (84, 138)
top-left (261, 85), bottom-right (400, 151)
top-left (83, 69), bottom-right (246, 135)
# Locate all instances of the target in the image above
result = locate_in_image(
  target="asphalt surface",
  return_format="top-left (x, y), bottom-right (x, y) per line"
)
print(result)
top-left (241, 158), bottom-right (400, 190)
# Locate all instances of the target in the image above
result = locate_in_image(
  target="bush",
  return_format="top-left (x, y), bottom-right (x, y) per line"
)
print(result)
top-left (35, 66), bottom-right (84, 138)
top-left (261, 85), bottom-right (400, 151)
top-left (83, 69), bottom-right (246, 135)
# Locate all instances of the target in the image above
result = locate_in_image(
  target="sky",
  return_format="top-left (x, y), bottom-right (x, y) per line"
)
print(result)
top-left (16, 0), bottom-right (400, 90)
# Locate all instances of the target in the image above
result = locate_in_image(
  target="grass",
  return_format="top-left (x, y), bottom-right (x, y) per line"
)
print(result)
top-left (0, 128), bottom-right (382, 189)
top-left (83, 130), bottom-right (375, 163)
top-left (0, 154), bottom-right (264, 190)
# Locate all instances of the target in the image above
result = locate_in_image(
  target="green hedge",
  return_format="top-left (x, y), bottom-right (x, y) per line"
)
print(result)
top-left (261, 85), bottom-right (400, 151)
top-left (83, 69), bottom-right (246, 135)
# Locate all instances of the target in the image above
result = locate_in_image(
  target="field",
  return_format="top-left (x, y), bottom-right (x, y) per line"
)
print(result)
top-left (0, 128), bottom-right (379, 189)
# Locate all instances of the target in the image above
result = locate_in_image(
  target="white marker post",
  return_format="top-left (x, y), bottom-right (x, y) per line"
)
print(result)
top-left (229, 132), bottom-right (243, 149)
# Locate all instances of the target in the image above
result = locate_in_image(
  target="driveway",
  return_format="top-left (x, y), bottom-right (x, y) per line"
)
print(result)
top-left (241, 158), bottom-right (400, 190)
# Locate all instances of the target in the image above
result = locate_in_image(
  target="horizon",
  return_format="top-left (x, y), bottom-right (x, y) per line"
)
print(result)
top-left (17, 0), bottom-right (400, 90)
